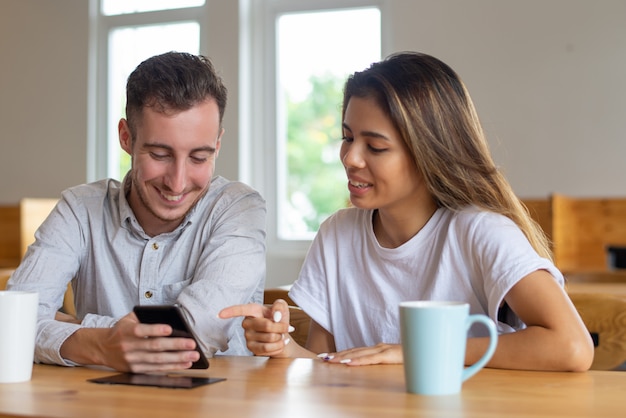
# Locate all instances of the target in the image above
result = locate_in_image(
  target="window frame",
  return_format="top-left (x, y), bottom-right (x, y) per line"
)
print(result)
top-left (243, 0), bottom-right (386, 257)
top-left (88, 0), bottom-right (209, 182)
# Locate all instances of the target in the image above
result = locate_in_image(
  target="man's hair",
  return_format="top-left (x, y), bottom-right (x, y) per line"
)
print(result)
top-left (125, 51), bottom-right (228, 140)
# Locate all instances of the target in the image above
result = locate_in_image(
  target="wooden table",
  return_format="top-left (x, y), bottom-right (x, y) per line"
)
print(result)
top-left (565, 270), bottom-right (626, 283)
top-left (565, 270), bottom-right (626, 297)
top-left (0, 357), bottom-right (625, 417)
top-left (567, 281), bottom-right (626, 297)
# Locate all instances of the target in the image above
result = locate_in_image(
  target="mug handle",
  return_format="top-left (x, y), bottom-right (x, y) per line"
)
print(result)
top-left (462, 314), bottom-right (498, 382)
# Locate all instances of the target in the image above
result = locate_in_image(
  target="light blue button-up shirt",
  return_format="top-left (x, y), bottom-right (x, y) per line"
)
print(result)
top-left (9, 175), bottom-right (266, 365)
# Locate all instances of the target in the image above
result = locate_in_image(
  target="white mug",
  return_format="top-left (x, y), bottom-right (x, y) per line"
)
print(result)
top-left (400, 300), bottom-right (498, 395)
top-left (0, 291), bottom-right (39, 383)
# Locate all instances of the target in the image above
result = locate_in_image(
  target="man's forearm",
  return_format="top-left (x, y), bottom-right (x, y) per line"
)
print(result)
top-left (59, 327), bottom-right (107, 366)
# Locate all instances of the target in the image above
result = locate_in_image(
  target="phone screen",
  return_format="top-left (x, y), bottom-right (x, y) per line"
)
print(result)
top-left (133, 305), bottom-right (210, 369)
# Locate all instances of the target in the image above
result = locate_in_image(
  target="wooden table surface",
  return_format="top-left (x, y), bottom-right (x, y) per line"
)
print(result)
top-left (566, 281), bottom-right (626, 297)
top-left (564, 270), bottom-right (626, 297)
top-left (0, 356), bottom-right (625, 418)
top-left (565, 270), bottom-right (626, 283)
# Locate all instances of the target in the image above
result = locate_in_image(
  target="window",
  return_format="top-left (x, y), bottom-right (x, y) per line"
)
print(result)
top-left (101, 0), bottom-right (204, 16)
top-left (92, 0), bottom-right (206, 181)
top-left (245, 1), bottom-right (382, 253)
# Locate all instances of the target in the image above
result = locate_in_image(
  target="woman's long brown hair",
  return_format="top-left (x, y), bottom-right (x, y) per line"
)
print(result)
top-left (342, 51), bottom-right (552, 260)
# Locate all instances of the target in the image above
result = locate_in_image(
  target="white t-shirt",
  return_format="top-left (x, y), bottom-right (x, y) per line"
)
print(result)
top-left (289, 206), bottom-right (562, 352)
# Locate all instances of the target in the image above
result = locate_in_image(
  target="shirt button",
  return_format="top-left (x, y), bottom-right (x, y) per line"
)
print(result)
top-left (144, 291), bottom-right (153, 299)
top-left (152, 242), bottom-right (159, 250)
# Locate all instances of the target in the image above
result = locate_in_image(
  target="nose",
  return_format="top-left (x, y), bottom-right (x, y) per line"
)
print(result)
top-left (340, 141), bottom-right (365, 169)
top-left (164, 158), bottom-right (187, 194)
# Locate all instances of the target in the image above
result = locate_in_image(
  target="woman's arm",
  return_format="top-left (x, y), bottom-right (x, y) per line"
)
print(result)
top-left (322, 270), bottom-right (594, 369)
top-left (466, 269), bottom-right (594, 371)
top-left (306, 321), bottom-right (336, 355)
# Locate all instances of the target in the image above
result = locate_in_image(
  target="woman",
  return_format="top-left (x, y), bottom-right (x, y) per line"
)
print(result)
top-left (220, 51), bottom-right (593, 371)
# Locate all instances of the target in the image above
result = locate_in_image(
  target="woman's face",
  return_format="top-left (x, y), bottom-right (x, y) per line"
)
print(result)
top-left (340, 96), bottom-right (429, 216)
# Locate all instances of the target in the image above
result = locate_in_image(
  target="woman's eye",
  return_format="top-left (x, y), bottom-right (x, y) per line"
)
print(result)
top-left (341, 136), bottom-right (354, 143)
top-left (368, 145), bottom-right (387, 153)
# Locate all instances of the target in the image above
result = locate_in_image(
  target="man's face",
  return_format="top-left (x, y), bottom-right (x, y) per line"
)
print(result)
top-left (119, 99), bottom-right (223, 236)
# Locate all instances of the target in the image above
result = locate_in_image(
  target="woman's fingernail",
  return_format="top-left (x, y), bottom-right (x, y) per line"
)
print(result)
top-left (284, 338), bottom-right (291, 345)
top-left (273, 311), bottom-right (282, 323)
top-left (340, 359), bottom-right (352, 364)
top-left (288, 325), bottom-right (295, 333)
top-left (317, 353), bottom-right (334, 361)
top-left (317, 353), bottom-right (328, 358)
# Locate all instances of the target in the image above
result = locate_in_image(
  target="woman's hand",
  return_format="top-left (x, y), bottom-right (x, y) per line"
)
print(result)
top-left (219, 300), bottom-right (295, 357)
top-left (319, 342), bottom-right (403, 366)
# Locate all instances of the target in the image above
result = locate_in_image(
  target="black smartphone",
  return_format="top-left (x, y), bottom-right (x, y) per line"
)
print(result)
top-left (133, 304), bottom-right (210, 369)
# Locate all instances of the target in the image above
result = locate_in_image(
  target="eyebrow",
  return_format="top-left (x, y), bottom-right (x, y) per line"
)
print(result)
top-left (342, 123), bottom-right (391, 141)
top-left (143, 142), bottom-right (217, 154)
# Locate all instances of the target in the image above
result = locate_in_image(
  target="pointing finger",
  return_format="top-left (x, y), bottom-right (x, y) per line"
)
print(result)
top-left (218, 303), bottom-right (267, 319)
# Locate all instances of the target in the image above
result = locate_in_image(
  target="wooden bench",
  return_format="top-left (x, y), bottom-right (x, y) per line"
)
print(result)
top-left (522, 194), bottom-right (626, 274)
top-left (521, 198), bottom-right (553, 243)
top-left (0, 199), bottom-right (58, 266)
top-left (551, 194), bottom-right (626, 274)
top-left (568, 292), bottom-right (626, 370)
top-left (0, 198), bottom-right (74, 315)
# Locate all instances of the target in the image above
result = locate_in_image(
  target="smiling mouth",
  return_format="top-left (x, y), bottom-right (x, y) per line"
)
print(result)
top-left (349, 180), bottom-right (372, 189)
top-left (160, 190), bottom-right (184, 202)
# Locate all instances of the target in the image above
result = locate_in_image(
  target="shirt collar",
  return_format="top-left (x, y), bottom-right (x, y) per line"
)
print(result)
top-left (116, 172), bottom-right (203, 238)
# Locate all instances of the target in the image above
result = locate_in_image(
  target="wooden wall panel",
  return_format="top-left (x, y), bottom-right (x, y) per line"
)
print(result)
top-left (522, 198), bottom-right (553, 243)
top-left (0, 205), bottom-right (20, 268)
top-left (552, 194), bottom-right (626, 274)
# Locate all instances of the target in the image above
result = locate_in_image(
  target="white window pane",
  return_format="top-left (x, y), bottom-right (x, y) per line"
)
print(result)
top-left (102, 0), bottom-right (205, 16)
top-left (107, 22), bottom-right (200, 180)
top-left (277, 8), bottom-right (381, 240)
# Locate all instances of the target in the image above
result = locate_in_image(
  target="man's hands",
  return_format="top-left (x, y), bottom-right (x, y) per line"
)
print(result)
top-left (59, 312), bottom-right (201, 373)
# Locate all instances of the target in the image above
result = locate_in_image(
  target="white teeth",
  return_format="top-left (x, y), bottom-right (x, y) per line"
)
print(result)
top-left (162, 193), bottom-right (183, 201)
top-left (350, 180), bottom-right (370, 188)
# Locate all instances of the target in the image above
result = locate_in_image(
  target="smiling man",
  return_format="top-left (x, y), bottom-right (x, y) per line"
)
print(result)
top-left (8, 52), bottom-right (267, 373)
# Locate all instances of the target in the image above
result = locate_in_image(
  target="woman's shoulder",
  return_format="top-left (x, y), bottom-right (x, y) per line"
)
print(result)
top-left (450, 206), bottom-right (515, 229)
top-left (322, 206), bottom-right (372, 224)
top-left (315, 207), bottom-right (373, 240)
top-left (443, 207), bottom-right (530, 259)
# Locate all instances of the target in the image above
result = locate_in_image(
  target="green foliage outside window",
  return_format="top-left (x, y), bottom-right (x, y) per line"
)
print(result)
top-left (120, 152), bottom-right (131, 180)
top-left (285, 73), bottom-right (349, 234)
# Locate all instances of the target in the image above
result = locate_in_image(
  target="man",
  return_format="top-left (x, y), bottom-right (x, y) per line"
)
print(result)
top-left (8, 52), bottom-right (266, 373)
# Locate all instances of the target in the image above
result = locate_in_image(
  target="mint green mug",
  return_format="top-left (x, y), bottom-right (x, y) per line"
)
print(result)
top-left (399, 301), bottom-right (498, 395)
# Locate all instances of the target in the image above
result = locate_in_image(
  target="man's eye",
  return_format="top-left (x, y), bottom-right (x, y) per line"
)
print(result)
top-left (150, 153), bottom-right (168, 160)
top-left (191, 156), bottom-right (208, 163)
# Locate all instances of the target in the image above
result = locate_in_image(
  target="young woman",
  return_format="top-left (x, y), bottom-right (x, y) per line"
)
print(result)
top-left (220, 51), bottom-right (593, 371)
